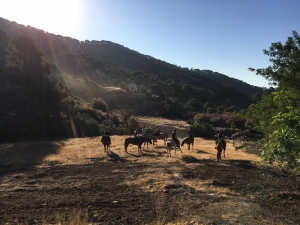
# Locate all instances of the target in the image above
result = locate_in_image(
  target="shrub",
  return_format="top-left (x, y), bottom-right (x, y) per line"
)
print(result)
top-left (190, 122), bottom-right (215, 139)
top-left (91, 98), bottom-right (107, 112)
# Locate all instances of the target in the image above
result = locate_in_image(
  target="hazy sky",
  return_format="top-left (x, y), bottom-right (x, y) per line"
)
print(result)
top-left (1, 0), bottom-right (300, 88)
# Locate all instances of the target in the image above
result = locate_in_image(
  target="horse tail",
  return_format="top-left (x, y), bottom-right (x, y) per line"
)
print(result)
top-left (124, 140), bottom-right (128, 152)
top-left (165, 133), bottom-right (168, 141)
top-left (181, 138), bottom-right (185, 146)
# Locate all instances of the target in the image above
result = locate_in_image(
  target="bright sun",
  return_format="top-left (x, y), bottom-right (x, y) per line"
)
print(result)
top-left (0, 0), bottom-right (80, 36)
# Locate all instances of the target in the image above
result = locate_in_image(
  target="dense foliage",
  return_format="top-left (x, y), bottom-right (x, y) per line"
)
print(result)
top-left (248, 31), bottom-right (300, 172)
top-left (0, 33), bottom-right (140, 142)
top-left (0, 17), bottom-right (264, 118)
top-left (0, 18), bottom-right (273, 144)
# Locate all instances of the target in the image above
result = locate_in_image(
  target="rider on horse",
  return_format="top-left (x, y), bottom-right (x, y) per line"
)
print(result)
top-left (188, 129), bottom-right (194, 143)
top-left (172, 129), bottom-right (180, 147)
top-left (104, 127), bottom-right (109, 136)
top-left (142, 126), bottom-right (146, 136)
top-left (154, 126), bottom-right (161, 137)
top-left (133, 129), bottom-right (139, 144)
top-left (101, 127), bottom-right (111, 148)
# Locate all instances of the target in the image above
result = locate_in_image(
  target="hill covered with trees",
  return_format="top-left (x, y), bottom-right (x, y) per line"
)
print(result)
top-left (0, 17), bottom-right (268, 142)
top-left (0, 17), bottom-right (264, 110)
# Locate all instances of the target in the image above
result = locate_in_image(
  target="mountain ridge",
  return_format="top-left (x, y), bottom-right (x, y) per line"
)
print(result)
top-left (0, 17), bottom-right (262, 95)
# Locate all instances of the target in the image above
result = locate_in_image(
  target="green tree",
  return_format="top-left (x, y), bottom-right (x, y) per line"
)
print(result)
top-left (149, 83), bottom-right (165, 99)
top-left (184, 98), bottom-right (203, 112)
top-left (248, 31), bottom-right (300, 172)
top-left (91, 98), bottom-right (107, 112)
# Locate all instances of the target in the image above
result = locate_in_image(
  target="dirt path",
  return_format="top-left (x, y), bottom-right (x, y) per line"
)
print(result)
top-left (0, 117), bottom-right (299, 224)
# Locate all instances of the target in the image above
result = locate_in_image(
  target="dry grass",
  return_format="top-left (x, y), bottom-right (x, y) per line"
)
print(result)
top-left (0, 116), bottom-right (260, 169)
top-left (0, 117), bottom-right (293, 225)
top-left (0, 135), bottom-right (260, 197)
top-left (0, 141), bottom-right (256, 168)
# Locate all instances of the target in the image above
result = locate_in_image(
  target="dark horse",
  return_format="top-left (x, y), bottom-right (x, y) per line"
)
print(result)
top-left (101, 135), bottom-right (111, 154)
top-left (180, 136), bottom-right (194, 150)
top-left (125, 136), bottom-right (152, 154)
top-left (142, 135), bottom-right (157, 148)
top-left (153, 133), bottom-right (168, 144)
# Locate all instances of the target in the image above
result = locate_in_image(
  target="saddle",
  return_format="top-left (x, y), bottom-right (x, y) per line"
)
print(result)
top-left (134, 136), bottom-right (140, 145)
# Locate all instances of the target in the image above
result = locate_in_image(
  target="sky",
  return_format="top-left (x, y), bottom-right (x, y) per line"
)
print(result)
top-left (1, 0), bottom-right (300, 88)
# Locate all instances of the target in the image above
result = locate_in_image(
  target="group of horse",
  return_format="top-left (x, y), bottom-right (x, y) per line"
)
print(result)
top-left (101, 132), bottom-right (226, 159)
top-left (100, 132), bottom-right (194, 157)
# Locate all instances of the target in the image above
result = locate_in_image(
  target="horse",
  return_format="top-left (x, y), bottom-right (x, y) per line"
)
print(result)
top-left (154, 133), bottom-right (168, 144)
top-left (215, 139), bottom-right (225, 161)
top-left (180, 136), bottom-right (194, 150)
top-left (101, 135), bottom-right (111, 154)
top-left (125, 136), bottom-right (152, 154)
top-left (165, 138), bottom-right (182, 157)
top-left (142, 135), bottom-right (157, 148)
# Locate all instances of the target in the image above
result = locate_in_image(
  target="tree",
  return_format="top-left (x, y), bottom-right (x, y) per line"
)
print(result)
top-left (148, 84), bottom-right (165, 99)
top-left (184, 98), bottom-right (203, 112)
top-left (248, 31), bottom-right (300, 172)
top-left (160, 98), bottom-right (186, 119)
top-left (249, 30), bottom-right (300, 90)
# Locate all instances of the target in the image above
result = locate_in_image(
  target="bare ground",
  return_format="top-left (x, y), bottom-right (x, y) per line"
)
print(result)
top-left (0, 117), bottom-right (299, 225)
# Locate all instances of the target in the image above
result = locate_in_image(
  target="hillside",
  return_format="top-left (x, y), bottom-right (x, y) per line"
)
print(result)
top-left (0, 17), bottom-right (263, 111)
top-left (0, 18), bottom-right (268, 142)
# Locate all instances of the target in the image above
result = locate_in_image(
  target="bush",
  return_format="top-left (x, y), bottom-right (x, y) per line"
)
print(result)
top-left (91, 98), bottom-right (107, 112)
top-left (190, 122), bottom-right (215, 139)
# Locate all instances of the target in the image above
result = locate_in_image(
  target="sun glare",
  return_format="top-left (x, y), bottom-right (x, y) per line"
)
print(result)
top-left (1, 0), bottom-right (80, 36)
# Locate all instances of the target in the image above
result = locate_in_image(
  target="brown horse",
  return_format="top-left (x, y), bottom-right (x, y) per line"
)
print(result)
top-left (101, 135), bottom-right (111, 154)
top-left (125, 136), bottom-right (152, 154)
top-left (143, 135), bottom-right (157, 148)
top-left (180, 137), bottom-right (194, 150)
top-left (154, 133), bottom-right (168, 144)
top-left (215, 139), bottom-right (225, 161)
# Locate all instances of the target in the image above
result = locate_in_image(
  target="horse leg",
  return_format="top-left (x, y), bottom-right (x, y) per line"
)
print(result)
top-left (217, 149), bottom-right (221, 161)
top-left (188, 143), bottom-right (190, 150)
top-left (105, 145), bottom-right (110, 155)
top-left (166, 145), bottom-right (171, 157)
top-left (179, 145), bottom-right (183, 154)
